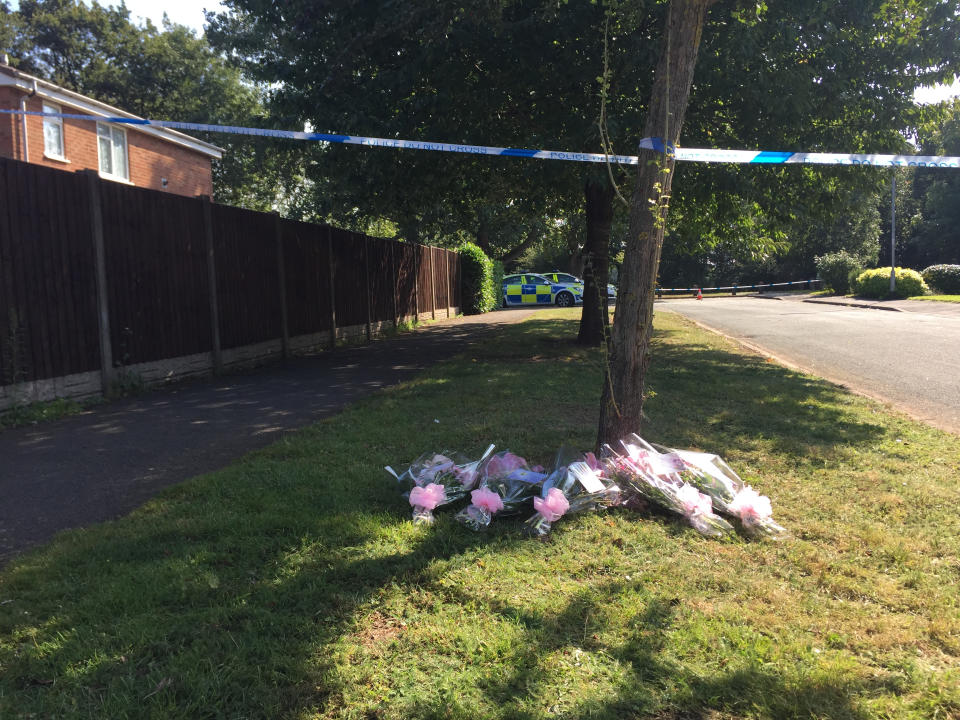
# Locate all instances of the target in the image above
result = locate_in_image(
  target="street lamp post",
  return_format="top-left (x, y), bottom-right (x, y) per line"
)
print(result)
top-left (890, 173), bottom-right (897, 293)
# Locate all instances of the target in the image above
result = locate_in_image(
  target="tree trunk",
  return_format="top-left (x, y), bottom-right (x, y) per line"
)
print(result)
top-left (499, 226), bottom-right (540, 265)
top-left (597, 0), bottom-right (714, 446)
top-left (577, 177), bottom-right (615, 346)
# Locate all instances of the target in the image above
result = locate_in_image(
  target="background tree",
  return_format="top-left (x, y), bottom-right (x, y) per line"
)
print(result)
top-left (653, 0), bottom-right (960, 289)
top-left (897, 99), bottom-right (960, 268)
top-left (208, 0), bottom-right (670, 343)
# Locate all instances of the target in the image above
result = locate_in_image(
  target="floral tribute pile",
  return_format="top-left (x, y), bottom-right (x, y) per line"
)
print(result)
top-left (385, 433), bottom-right (786, 540)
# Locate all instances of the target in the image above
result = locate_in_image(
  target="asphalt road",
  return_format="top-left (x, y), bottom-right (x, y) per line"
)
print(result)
top-left (658, 296), bottom-right (960, 434)
top-left (0, 310), bottom-right (535, 565)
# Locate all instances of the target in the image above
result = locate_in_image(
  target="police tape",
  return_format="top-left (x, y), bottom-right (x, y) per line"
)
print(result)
top-left (4, 108), bottom-right (960, 168)
top-left (0, 109), bottom-right (638, 164)
top-left (639, 138), bottom-right (960, 167)
top-left (656, 279), bottom-right (823, 295)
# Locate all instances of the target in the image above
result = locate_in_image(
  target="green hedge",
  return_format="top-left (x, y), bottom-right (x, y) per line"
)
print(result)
top-left (921, 264), bottom-right (960, 294)
top-left (457, 242), bottom-right (499, 314)
top-left (815, 250), bottom-right (864, 295)
top-left (852, 267), bottom-right (929, 299)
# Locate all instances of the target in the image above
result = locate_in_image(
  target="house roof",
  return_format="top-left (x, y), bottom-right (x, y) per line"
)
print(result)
top-left (0, 63), bottom-right (224, 160)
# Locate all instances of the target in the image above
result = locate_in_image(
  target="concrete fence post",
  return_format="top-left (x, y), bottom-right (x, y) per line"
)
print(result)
top-left (445, 250), bottom-right (452, 317)
top-left (429, 246), bottom-right (437, 320)
top-left (326, 227), bottom-right (337, 349)
top-left (199, 194), bottom-right (222, 373)
top-left (275, 213), bottom-right (289, 359)
top-left (364, 235), bottom-right (373, 341)
top-left (84, 170), bottom-right (114, 393)
top-left (390, 240), bottom-right (399, 329)
top-left (414, 246), bottom-right (420, 323)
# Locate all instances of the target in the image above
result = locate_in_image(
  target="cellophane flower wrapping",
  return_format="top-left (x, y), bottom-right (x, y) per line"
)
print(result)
top-left (386, 445), bottom-right (495, 524)
top-left (455, 451), bottom-right (548, 531)
top-left (602, 434), bottom-right (734, 539)
top-left (650, 439), bottom-right (787, 540)
top-left (524, 448), bottom-right (620, 537)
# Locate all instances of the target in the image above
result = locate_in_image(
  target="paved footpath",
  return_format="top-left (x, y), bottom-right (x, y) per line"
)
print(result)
top-left (0, 310), bottom-right (534, 565)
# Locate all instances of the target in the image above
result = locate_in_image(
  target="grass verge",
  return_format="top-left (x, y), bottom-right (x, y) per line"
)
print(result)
top-left (0, 397), bottom-right (89, 431)
top-left (1, 310), bottom-right (958, 719)
top-left (910, 294), bottom-right (960, 303)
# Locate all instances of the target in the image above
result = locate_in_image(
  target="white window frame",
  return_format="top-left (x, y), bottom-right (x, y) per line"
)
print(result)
top-left (97, 122), bottom-right (129, 181)
top-left (42, 102), bottom-right (67, 161)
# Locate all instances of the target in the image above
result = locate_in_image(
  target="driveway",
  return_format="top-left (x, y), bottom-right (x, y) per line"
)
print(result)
top-left (0, 310), bottom-right (534, 564)
top-left (657, 295), bottom-right (960, 434)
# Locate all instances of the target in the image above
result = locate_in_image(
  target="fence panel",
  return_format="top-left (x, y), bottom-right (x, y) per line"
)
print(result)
top-left (0, 157), bottom-right (461, 403)
top-left (434, 247), bottom-right (449, 311)
top-left (100, 183), bottom-right (212, 365)
top-left (394, 242), bottom-right (418, 320)
top-left (368, 236), bottom-right (395, 324)
top-left (282, 219), bottom-right (332, 337)
top-left (448, 250), bottom-right (461, 312)
top-left (212, 204), bottom-right (281, 349)
top-left (416, 245), bottom-right (433, 316)
top-left (330, 228), bottom-right (367, 329)
top-left (0, 159), bottom-right (99, 383)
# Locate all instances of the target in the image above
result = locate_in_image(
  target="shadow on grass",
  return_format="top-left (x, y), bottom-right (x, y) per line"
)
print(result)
top-left (408, 581), bottom-right (877, 720)
top-left (1, 501), bottom-right (507, 716)
top-left (643, 324), bottom-right (888, 460)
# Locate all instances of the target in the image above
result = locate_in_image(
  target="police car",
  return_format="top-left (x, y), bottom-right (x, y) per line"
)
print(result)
top-left (541, 271), bottom-right (618, 302)
top-left (502, 273), bottom-right (583, 307)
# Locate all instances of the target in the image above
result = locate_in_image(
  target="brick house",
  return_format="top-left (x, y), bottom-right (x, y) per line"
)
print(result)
top-left (0, 63), bottom-right (222, 198)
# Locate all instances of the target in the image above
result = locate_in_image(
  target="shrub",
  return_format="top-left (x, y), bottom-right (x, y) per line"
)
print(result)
top-left (814, 250), bottom-right (864, 295)
top-left (491, 259), bottom-right (505, 302)
top-left (921, 264), bottom-right (960, 294)
top-left (851, 267), bottom-right (929, 299)
top-left (457, 242), bottom-right (499, 314)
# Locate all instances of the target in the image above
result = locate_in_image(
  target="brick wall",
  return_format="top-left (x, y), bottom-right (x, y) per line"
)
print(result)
top-left (0, 90), bottom-right (214, 198)
top-left (0, 86), bottom-right (22, 158)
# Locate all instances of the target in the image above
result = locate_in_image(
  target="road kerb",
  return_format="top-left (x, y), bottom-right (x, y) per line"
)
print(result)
top-left (802, 298), bottom-right (904, 312)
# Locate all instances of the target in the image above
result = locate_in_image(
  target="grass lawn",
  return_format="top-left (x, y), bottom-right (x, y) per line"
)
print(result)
top-left (1, 310), bottom-right (958, 719)
top-left (910, 295), bottom-right (960, 303)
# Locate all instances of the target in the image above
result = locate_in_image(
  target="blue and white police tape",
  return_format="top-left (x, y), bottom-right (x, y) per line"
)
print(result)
top-left (4, 108), bottom-right (960, 169)
top-left (639, 137), bottom-right (960, 168)
top-left (655, 279), bottom-right (823, 295)
top-left (0, 108), bottom-right (638, 165)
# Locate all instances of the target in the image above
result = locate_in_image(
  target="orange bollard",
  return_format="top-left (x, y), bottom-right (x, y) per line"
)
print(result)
top-left (696, 287), bottom-right (703, 300)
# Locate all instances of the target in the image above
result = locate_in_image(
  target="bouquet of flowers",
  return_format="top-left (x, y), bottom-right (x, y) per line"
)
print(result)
top-left (649, 440), bottom-right (787, 539)
top-left (386, 445), bottom-right (495, 524)
top-left (603, 435), bottom-right (734, 539)
top-left (524, 450), bottom-right (620, 537)
top-left (455, 451), bottom-right (548, 531)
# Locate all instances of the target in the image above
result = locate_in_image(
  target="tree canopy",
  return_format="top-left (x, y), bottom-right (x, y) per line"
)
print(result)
top-left (207, 0), bottom-right (960, 276)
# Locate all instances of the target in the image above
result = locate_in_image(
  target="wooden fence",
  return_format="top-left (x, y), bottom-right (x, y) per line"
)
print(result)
top-left (0, 157), bottom-right (460, 409)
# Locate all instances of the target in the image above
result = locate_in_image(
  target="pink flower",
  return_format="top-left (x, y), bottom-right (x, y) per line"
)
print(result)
top-left (531, 465), bottom-right (545, 473)
top-left (584, 452), bottom-right (601, 472)
top-left (409, 483), bottom-right (446, 510)
top-left (420, 454), bottom-right (455, 482)
top-left (728, 486), bottom-right (773, 523)
top-left (533, 488), bottom-right (570, 523)
top-left (486, 452), bottom-right (527, 477)
top-left (470, 487), bottom-right (505, 514)
top-left (660, 453), bottom-right (687, 473)
top-left (676, 483), bottom-right (713, 517)
top-left (452, 466), bottom-right (478, 488)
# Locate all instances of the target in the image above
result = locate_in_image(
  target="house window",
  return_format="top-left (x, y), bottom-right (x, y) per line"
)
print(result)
top-left (42, 102), bottom-right (65, 159)
top-left (97, 122), bottom-right (128, 180)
